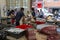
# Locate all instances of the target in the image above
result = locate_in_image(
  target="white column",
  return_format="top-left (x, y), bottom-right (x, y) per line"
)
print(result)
top-left (0, 0), bottom-right (6, 17)
top-left (23, 0), bottom-right (31, 15)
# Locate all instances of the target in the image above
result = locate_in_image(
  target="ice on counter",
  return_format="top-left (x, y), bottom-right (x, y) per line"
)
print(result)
top-left (7, 28), bottom-right (25, 33)
top-left (36, 24), bottom-right (53, 30)
top-left (57, 18), bottom-right (60, 21)
top-left (57, 28), bottom-right (60, 33)
top-left (36, 18), bottom-right (45, 21)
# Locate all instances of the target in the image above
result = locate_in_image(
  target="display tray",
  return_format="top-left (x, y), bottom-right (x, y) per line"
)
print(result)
top-left (36, 24), bottom-right (54, 30)
top-left (46, 21), bottom-right (55, 23)
top-left (36, 18), bottom-right (46, 22)
top-left (4, 28), bottom-right (26, 39)
top-left (56, 21), bottom-right (60, 22)
top-left (55, 22), bottom-right (60, 26)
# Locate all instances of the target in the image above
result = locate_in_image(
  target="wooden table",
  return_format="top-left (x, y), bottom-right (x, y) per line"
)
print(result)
top-left (4, 28), bottom-right (26, 39)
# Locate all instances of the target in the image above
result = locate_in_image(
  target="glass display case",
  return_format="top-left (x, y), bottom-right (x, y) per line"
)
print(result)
top-left (23, 0), bottom-right (28, 8)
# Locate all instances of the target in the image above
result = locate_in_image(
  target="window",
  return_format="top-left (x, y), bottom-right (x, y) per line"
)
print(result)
top-left (9, 0), bottom-right (16, 9)
top-left (8, 0), bottom-right (20, 9)
top-left (16, 0), bottom-right (20, 8)
top-left (23, 0), bottom-right (28, 8)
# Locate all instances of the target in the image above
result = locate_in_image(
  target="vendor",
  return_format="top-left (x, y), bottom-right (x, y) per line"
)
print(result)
top-left (15, 8), bottom-right (25, 26)
top-left (31, 8), bottom-right (36, 20)
top-left (24, 11), bottom-right (35, 24)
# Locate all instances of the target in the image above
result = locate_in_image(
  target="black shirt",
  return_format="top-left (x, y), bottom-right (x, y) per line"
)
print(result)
top-left (15, 11), bottom-right (24, 21)
top-left (32, 11), bottom-right (35, 17)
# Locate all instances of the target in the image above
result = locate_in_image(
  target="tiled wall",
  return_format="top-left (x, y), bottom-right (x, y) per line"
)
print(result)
top-left (44, 0), bottom-right (60, 8)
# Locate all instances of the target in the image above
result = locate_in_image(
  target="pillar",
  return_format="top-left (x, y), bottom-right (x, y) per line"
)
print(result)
top-left (0, 0), bottom-right (7, 17)
top-left (20, 0), bottom-right (23, 7)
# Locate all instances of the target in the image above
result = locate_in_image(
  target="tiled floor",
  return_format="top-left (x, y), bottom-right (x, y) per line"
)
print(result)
top-left (7, 32), bottom-right (47, 40)
top-left (36, 33), bottom-right (47, 40)
top-left (7, 36), bottom-right (26, 40)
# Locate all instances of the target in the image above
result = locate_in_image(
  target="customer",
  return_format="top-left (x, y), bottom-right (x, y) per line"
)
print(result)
top-left (54, 11), bottom-right (58, 19)
top-left (24, 11), bottom-right (35, 25)
top-left (15, 8), bottom-right (25, 26)
top-left (31, 8), bottom-right (36, 20)
top-left (36, 10), bottom-right (40, 18)
top-left (26, 11), bottom-right (32, 17)
top-left (39, 9), bottom-right (44, 18)
top-left (7, 10), bottom-right (10, 16)
top-left (24, 11), bottom-right (31, 24)
top-left (10, 10), bottom-right (15, 25)
top-left (7, 10), bottom-right (15, 24)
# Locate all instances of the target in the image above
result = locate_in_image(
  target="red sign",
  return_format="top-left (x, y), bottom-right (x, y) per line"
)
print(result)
top-left (37, 3), bottom-right (42, 8)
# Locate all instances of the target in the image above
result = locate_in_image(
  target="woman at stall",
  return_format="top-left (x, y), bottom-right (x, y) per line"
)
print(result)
top-left (10, 10), bottom-right (15, 25)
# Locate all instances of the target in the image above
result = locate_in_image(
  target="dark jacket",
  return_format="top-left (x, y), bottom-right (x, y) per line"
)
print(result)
top-left (7, 11), bottom-right (10, 16)
top-left (15, 11), bottom-right (24, 21)
top-left (32, 11), bottom-right (35, 17)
